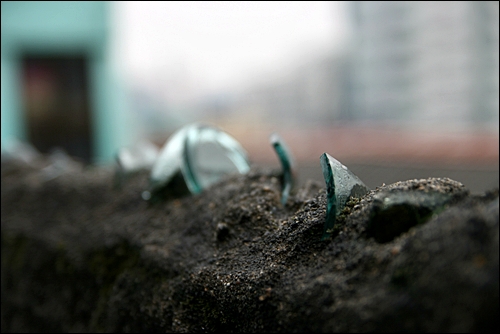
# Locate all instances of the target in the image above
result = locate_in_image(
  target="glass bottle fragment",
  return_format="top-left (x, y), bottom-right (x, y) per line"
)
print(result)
top-left (146, 123), bottom-right (250, 201)
top-left (270, 133), bottom-right (296, 206)
top-left (320, 152), bottom-right (370, 240)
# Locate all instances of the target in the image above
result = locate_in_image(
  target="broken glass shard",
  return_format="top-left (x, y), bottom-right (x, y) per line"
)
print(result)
top-left (183, 124), bottom-right (251, 193)
top-left (147, 123), bottom-right (251, 201)
top-left (114, 140), bottom-right (159, 189)
top-left (270, 133), bottom-right (296, 206)
top-left (40, 148), bottom-right (82, 181)
top-left (320, 153), bottom-right (370, 240)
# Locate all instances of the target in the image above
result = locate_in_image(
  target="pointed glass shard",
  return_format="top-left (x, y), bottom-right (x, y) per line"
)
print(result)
top-left (320, 153), bottom-right (370, 240)
top-left (270, 133), bottom-right (296, 206)
top-left (146, 123), bottom-right (251, 201)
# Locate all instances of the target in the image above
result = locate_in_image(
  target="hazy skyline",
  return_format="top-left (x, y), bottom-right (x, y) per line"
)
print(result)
top-left (111, 1), bottom-right (348, 98)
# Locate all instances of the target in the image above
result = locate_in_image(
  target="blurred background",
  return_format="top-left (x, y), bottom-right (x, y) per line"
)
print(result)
top-left (2, 1), bottom-right (498, 192)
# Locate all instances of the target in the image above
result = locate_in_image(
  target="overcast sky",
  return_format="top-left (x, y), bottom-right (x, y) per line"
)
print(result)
top-left (111, 1), bottom-right (348, 97)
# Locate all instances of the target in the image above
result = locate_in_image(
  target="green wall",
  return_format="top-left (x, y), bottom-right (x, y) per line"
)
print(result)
top-left (1, 1), bottom-right (130, 163)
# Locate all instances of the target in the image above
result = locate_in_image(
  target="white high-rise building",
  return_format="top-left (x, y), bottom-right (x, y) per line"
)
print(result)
top-left (349, 1), bottom-right (499, 131)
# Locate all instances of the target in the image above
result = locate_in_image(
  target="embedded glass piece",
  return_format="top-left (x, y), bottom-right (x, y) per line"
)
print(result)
top-left (320, 153), bottom-right (370, 240)
top-left (114, 140), bottom-right (159, 189)
top-left (41, 148), bottom-right (82, 181)
top-left (270, 133), bottom-right (296, 206)
top-left (183, 124), bottom-right (251, 193)
top-left (146, 123), bottom-right (251, 200)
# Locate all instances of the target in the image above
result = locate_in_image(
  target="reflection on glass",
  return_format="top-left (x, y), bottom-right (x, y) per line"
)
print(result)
top-left (320, 153), bottom-right (370, 240)
top-left (270, 133), bottom-right (296, 206)
top-left (184, 124), bottom-right (250, 193)
top-left (145, 123), bottom-right (250, 201)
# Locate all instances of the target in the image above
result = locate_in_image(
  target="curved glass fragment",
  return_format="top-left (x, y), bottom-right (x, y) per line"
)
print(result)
top-left (146, 123), bottom-right (251, 200)
top-left (270, 133), bottom-right (296, 206)
top-left (320, 153), bottom-right (370, 240)
top-left (183, 124), bottom-right (251, 193)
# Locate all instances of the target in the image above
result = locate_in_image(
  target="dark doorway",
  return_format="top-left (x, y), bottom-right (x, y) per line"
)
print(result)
top-left (22, 55), bottom-right (93, 163)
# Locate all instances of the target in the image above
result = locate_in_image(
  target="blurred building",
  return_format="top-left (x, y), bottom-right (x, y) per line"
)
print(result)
top-left (1, 1), bottom-right (130, 163)
top-left (203, 51), bottom-right (350, 129)
top-left (202, 2), bottom-right (499, 132)
top-left (348, 1), bottom-right (499, 131)
top-left (248, 53), bottom-right (350, 126)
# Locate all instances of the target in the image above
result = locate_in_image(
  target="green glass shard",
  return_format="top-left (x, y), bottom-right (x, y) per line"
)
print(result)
top-left (320, 153), bottom-right (370, 240)
top-left (183, 124), bottom-right (251, 194)
top-left (270, 133), bottom-right (296, 206)
top-left (147, 123), bottom-right (251, 201)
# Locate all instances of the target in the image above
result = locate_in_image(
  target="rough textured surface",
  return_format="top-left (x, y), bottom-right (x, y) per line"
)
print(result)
top-left (1, 158), bottom-right (499, 332)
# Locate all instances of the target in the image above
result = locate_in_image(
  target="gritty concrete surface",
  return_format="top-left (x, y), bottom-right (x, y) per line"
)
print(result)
top-left (1, 158), bottom-right (498, 332)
